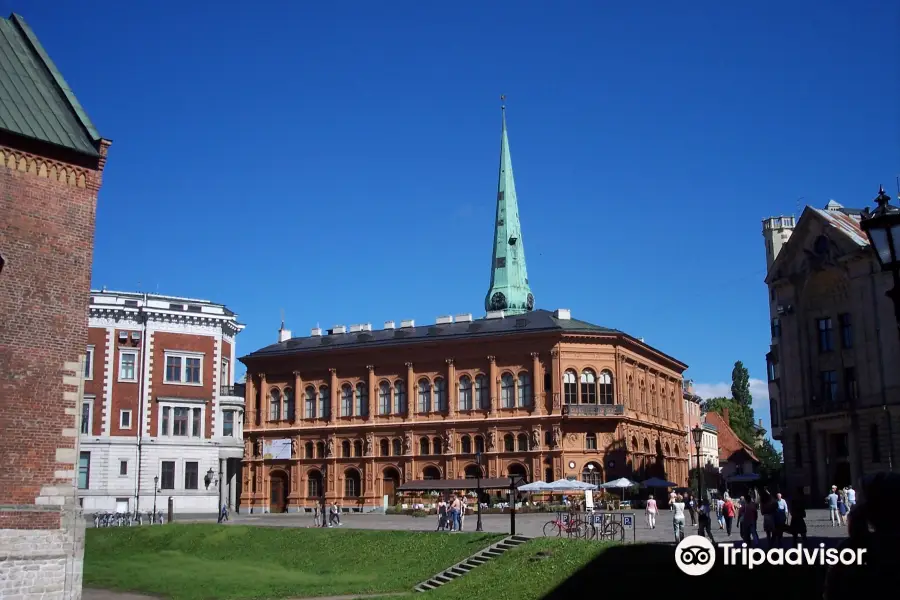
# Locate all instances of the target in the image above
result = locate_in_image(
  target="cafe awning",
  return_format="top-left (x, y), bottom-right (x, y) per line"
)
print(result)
top-left (398, 477), bottom-right (523, 492)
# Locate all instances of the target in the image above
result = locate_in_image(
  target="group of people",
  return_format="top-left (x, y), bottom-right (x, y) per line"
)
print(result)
top-left (312, 501), bottom-right (343, 527)
top-left (826, 484), bottom-right (856, 526)
top-left (436, 494), bottom-right (469, 532)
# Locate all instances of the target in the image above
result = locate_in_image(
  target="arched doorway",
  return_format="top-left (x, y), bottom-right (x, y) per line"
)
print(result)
top-left (270, 470), bottom-right (289, 513)
top-left (507, 463), bottom-right (528, 482)
top-left (422, 466), bottom-right (441, 480)
top-left (464, 464), bottom-right (484, 479)
top-left (383, 467), bottom-right (401, 506)
top-left (581, 462), bottom-right (602, 487)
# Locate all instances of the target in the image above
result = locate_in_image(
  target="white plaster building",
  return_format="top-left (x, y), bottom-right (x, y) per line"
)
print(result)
top-left (78, 290), bottom-right (245, 515)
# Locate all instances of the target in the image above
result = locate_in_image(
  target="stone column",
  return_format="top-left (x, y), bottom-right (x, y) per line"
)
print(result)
top-left (406, 362), bottom-right (416, 421)
top-left (446, 358), bottom-right (456, 417)
top-left (294, 371), bottom-right (303, 421)
top-left (367, 365), bottom-right (376, 419)
top-left (550, 349), bottom-right (560, 414)
top-left (245, 373), bottom-right (257, 428)
top-left (259, 374), bottom-right (268, 429)
top-left (531, 352), bottom-right (543, 415)
top-left (329, 368), bottom-right (338, 422)
top-left (488, 356), bottom-right (497, 416)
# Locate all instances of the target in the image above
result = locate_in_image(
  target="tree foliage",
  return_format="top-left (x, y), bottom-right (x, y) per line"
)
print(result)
top-left (756, 438), bottom-right (783, 478)
top-left (731, 361), bottom-right (752, 408)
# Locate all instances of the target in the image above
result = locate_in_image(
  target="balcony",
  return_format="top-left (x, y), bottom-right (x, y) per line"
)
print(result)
top-left (220, 384), bottom-right (245, 399)
top-left (562, 404), bottom-right (625, 417)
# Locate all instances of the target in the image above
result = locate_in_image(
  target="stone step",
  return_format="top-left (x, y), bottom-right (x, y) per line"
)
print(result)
top-left (435, 574), bottom-right (454, 583)
top-left (449, 567), bottom-right (469, 576)
top-left (510, 535), bottom-right (531, 543)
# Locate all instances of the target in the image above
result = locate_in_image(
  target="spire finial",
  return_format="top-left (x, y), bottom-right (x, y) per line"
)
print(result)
top-left (280, 308), bottom-right (285, 329)
top-left (500, 94), bottom-right (506, 111)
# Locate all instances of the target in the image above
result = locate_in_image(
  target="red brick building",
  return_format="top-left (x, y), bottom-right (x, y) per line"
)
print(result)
top-left (705, 409), bottom-right (760, 480)
top-left (0, 13), bottom-right (110, 599)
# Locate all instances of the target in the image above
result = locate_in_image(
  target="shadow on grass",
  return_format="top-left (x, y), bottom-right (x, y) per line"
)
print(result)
top-left (543, 537), bottom-right (836, 600)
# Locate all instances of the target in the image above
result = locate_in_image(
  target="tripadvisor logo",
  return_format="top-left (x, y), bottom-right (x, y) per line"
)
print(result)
top-left (675, 535), bottom-right (867, 576)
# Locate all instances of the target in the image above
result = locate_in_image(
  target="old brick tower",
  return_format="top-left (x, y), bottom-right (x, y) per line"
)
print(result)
top-left (0, 13), bottom-right (111, 599)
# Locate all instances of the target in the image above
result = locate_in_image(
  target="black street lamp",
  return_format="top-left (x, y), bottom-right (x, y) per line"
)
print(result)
top-left (475, 451), bottom-right (484, 532)
top-left (860, 186), bottom-right (900, 334)
top-left (692, 425), bottom-right (704, 503)
top-left (320, 464), bottom-right (328, 527)
top-left (153, 475), bottom-right (159, 516)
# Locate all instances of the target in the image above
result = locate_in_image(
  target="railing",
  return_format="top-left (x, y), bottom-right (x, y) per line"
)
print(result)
top-left (220, 384), bottom-right (245, 397)
top-left (562, 404), bottom-right (625, 417)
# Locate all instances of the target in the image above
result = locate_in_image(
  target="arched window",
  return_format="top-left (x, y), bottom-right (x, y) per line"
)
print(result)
top-left (507, 463), bottom-right (527, 482)
top-left (461, 435), bottom-right (472, 454)
top-left (316, 441), bottom-right (325, 459)
top-left (394, 381), bottom-right (407, 414)
top-left (643, 438), bottom-right (651, 454)
top-left (380, 439), bottom-right (389, 456)
top-left (517, 373), bottom-right (532, 407)
top-left (580, 370), bottom-right (597, 404)
top-left (341, 384), bottom-right (353, 417)
top-left (598, 370), bottom-right (614, 405)
top-left (582, 462), bottom-right (602, 486)
top-left (517, 433), bottom-right (529, 452)
top-left (319, 386), bottom-right (330, 419)
top-left (341, 440), bottom-right (351, 457)
top-left (269, 388), bottom-right (281, 421)
top-left (631, 436), bottom-right (638, 452)
top-left (501, 373), bottom-right (514, 408)
top-left (586, 433), bottom-right (597, 450)
top-left (283, 388), bottom-right (295, 421)
top-left (344, 469), bottom-right (361, 498)
top-left (459, 376), bottom-right (473, 411)
top-left (353, 440), bottom-right (363, 457)
top-left (378, 381), bottom-right (391, 415)
top-left (423, 466), bottom-right (441, 480)
top-left (464, 464), bottom-right (483, 479)
top-left (794, 433), bottom-right (803, 467)
top-left (305, 441), bottom-right (314, 458)
top-left (392, 438), bottom-right (402, 456)
top-left (420, 437), bottom-right (430, 455)
top-left (356, 382), bottom-right (368, 417)
top-left (564, 370), bottom-right (577, 404)
top-left (307, 469), bottom-right (323, 498)
top-left (433, 436), bottom-right (442, 454)
top-left (504, 434), bottom-right (514, 452)
top-left (305, 386), bottom-right (316, 419)
top-left (475, 374), bottom-right (490, 410)
top-left (474, 435), bottom-right (485, 454)
top-left (417, 379), bottom-right (432, 413)
top-left (434, 378), bottom-right (447, 412)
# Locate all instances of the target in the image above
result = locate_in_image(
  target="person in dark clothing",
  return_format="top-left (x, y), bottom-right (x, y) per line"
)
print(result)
top-left (790, 489), bottom-right (807, 544)
top-left (686, 494), bottom-right (697, 526)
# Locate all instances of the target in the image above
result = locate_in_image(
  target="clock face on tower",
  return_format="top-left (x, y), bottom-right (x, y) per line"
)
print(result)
top-left (526, 293), bottom-right (534, 311)
top-left (490, 292), bottom-right (507, 311)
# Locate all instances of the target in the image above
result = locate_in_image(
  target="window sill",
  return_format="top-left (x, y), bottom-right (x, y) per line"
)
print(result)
top-left (163, 381), bottom-right (204, 387)
top-left (118, 378), bottom-right (139, 384)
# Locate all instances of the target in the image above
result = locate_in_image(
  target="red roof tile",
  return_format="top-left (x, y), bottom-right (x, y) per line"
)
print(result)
top-left (705, 410), bottom-right (759, 464)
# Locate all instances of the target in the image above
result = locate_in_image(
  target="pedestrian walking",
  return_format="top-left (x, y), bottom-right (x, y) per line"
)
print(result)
top-left (645, 494), bottom-right (658, 529)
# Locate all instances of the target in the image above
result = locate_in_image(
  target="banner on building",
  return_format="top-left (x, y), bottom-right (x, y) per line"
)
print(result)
top-left (263, 438), bottom-right (292, 460)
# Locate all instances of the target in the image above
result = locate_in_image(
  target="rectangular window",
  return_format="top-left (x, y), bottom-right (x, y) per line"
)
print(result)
top-left (78, 451), bottom-right (90, 489)
top-left (164, 353), bottom-right (203, 384)
top-left (81, 400), bottom-right (92, 435)
top-left (844, 367), bottom-right (858, 402)
top-left (220, 357), bottom-right (230, 387)
top-left (160, 461), bottom-right (175, 490)
top-left (839, 313), bottom-right (853, 349)
top-left (173, 407), bottom-right (189, 436)
top-left (223, 410), bottom-right (234, 436)
top-left (817, 318), bottom-right (833, 352)
top-left (184, 461), bottom-right (199, 490)
top-left (119, 460), bottom-right (128, 476)
top-left (770, 318), bottom-right (781, 339)
top-left (161, 406), bottom-right (170, 436)
top-left (192, 408), bottom-right (201, 437)
top-left (118, 351), bottom-right (138, 382)
top-left (120, 410), bottom-right (132, 429)
top-left (820, 370), bottom-right (838, 403)
top-left (85, 345), bottom-right (94, 380)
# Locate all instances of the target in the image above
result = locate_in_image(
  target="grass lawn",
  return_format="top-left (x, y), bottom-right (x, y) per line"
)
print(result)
top-left (84, 524), bottom-right (503, 600)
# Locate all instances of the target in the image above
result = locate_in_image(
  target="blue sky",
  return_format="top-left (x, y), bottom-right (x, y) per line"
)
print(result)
top-left (16, 1), bottom-right (899, 443)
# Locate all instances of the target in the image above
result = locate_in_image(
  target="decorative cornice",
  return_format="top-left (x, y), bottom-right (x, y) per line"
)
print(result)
top-left (367, 365), bottom-right (375, 371)
top-left (328, 368), bottom-right (337, 375)
top-left (530, 352), bottom-right (540, 359)
top-left (1, 145), bottom-right (91, 189)
top-left (445, 358), bottom-right (454, 366)
top-left (405, 362), bottom-right (413, 369)
top-left (487, 355), bottom-right (496, 363)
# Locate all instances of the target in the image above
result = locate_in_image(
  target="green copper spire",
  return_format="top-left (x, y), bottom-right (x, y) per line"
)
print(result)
top-left (485, 97), bottom-right (534, 315)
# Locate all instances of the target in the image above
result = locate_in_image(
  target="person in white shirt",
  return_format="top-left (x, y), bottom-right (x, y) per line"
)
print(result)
top-left (645, 495), bottom-right (658, 529)
top-left (671, 494), bottom-right (686, 542)
top-left (716, 497), bottom-right (726, 529)
top-left (846, 485), bottom-right (856, 507)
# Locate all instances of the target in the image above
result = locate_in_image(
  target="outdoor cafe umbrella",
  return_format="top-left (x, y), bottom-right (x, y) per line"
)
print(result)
top-left (641, 477), bottom-right (677, 488)
top-left (546, 479), bottom-right (598, 492)
top-left (599, 477), bottom-right (639, 501)
top-left (517, 480), bottom-right (550, 492)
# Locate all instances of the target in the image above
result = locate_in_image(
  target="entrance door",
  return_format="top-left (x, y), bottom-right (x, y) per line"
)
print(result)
top-left (270, 471), bottom-right (288, 513)
top-left (383, 468), bottom-right (400, 506)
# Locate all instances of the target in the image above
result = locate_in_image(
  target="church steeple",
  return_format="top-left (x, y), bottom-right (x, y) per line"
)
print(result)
top-left (485, 97), bottom-right (534, 315)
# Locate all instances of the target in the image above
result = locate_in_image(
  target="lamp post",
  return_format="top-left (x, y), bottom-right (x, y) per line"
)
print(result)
top-left (859, 184), bottom-right (900, 472)
top-left (320, 464), bottom-right (328, 527)
top-left (152, 475), bottom-right (159, 516)
top-left (475, 451), bottom-right (484, 532)
top-left (692, 425), bottom-right (704, 503)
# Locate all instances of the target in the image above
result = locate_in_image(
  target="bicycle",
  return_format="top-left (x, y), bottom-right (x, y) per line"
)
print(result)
top-left (543, 514), bottom-right (587, 538)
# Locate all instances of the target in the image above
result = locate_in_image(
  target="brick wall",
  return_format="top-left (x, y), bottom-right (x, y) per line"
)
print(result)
top-left (149, 331), bottom-right (216, 438)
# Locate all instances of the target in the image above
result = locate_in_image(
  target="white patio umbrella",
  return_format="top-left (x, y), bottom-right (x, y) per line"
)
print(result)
top-left (517, 480), bottom-right (550, 492)
top-left (599, 477), bottom-right (639, 501)
top-left (546, 479), bottom-right (598, 492)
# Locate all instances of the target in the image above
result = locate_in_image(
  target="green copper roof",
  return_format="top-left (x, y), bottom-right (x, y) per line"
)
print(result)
top-left (484, 102), bottom-right (534, 315)
top-left (0, 13), bottom-right (101, 156)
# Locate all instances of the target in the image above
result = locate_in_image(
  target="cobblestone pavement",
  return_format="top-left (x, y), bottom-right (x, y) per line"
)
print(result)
top-left (212, 508), bottom-right (848, 545)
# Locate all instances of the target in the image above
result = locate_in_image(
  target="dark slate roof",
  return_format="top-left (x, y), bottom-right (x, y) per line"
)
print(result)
top-left (0, 13), bottom-right (101, 156)
top-left (242, 309), bottom-right (620, 360)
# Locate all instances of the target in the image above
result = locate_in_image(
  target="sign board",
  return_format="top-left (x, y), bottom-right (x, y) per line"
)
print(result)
top-left (622, 514), bottom-right (634, 530)
top-left (585, 490), bottom-right (594, 512)
top-left (263, 439), bottom-right (292, 460)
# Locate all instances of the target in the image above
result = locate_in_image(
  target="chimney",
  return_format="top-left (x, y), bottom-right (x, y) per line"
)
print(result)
top-left (384, 321), bottom-right (395, 330)
top-left (722, 407), bottom-right (730, 424)
top-left (683, 379), bottom-right (694, 395)
top-left (278, 321), bottom-right (291, 343)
